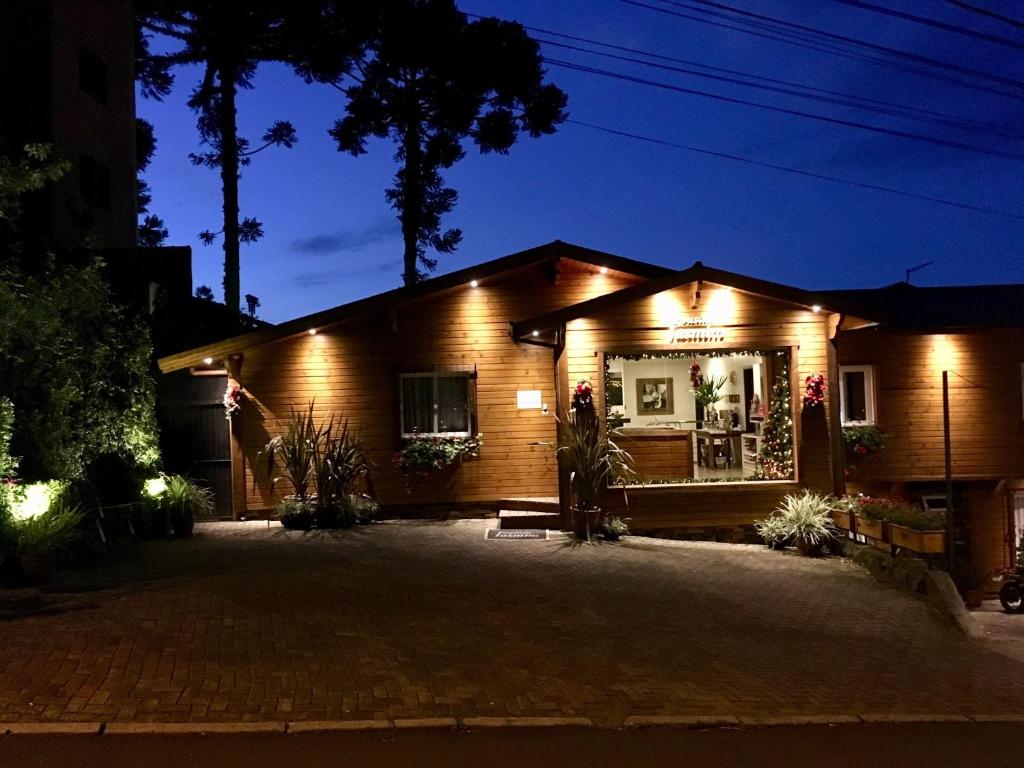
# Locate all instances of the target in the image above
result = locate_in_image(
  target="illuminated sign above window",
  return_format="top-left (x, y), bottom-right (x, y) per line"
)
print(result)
top-left (665, 316), bottom-right (726, 344)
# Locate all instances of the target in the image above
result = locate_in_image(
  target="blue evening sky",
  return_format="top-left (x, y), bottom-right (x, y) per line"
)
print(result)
top-left (139, 0), bottom-right (1024, 323)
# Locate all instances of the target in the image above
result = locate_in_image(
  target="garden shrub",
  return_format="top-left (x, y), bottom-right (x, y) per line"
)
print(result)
top-left (599, 515), bottom-right (630, 541)
top-left (278, 497), bottom-right (315, 530)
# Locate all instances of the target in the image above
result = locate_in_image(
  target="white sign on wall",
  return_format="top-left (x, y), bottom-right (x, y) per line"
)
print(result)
top-left (516, 390), bottom-right (543, 409)
top-left (666, 316), bottom-right (726, 344)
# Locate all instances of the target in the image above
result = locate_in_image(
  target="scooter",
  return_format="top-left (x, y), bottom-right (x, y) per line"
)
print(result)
top-left (999, 570), bottom-right (1024, 613)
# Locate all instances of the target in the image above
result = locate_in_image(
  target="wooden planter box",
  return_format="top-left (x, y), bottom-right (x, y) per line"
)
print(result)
top-left (853, 513), bottom-right (886, 542)
top-left (888, 523), bottom-right (945, 554)
top-left (829, 509), bottom-right (852, 531)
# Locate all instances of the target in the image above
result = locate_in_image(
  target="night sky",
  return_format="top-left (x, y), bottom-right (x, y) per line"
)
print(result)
top-left (138, 0), bottom-right (1024, 323)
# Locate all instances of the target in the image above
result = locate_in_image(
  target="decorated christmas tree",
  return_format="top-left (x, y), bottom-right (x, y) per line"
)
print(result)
top-left (756, 375), bottom-right (794, 479)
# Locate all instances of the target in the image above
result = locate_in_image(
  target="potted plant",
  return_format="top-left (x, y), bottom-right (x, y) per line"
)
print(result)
top-left (599, 515), bottom-right (630, 542)
top-left (849, 496), bottom-right (889, 543)
top-left (953, 561), bottom-right (988, 609)
top-left (14, 501), bottom-right (84, 582)
top-left (557, 411), bottom-right (634, 541)
top-left (774, 490), bottom-right (835, 557)
top-left (753, 514), bottom-right (790, 550)
top-left (691, 374), bottom-right (728, 427)
top-left (886, 505), bottom-right (947, 554)
top-left (161, 475), bottom-right (216, 537)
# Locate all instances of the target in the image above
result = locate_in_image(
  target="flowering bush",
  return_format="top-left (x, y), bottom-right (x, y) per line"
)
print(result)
top-left (839, 494), bottom-right (945, 531)
top-left (842, 425), bottom-right (885, 457)
top-left (572, 380), bottom-right (594, 412)
top-left (395, 433), bottom-right (483, 474)
top-left (802, 374), bottom-right (826, 408)
top-left (223, 384), bottom-right (243, 420)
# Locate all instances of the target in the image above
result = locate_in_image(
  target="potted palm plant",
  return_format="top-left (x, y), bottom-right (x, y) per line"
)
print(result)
top-left (161, 475), bottom-right (216, 537)
top-left (557, 411), bottom-right (634, 541)
top-left (691, 374), bottom-right (727, 427)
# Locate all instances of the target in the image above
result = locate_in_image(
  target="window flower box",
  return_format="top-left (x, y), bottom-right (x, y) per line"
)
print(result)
top-left (853, 513), bottom-right (886, 542)
top-left (829, 509), bottom-right (852, 531)
top-left (888, 523), bottom-right (945, 554)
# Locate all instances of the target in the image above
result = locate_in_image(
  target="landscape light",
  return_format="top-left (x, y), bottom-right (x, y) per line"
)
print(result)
top-left (11, 482), bottom-right (62, 521)
top-left (144, 477), bottom-right (167, 498)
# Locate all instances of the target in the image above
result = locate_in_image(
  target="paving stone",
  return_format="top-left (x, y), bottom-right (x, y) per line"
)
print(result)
top-left (2, 520), bottom-right (1024, 725)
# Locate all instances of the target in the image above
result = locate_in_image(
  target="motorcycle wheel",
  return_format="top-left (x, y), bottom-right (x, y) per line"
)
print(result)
top-left (999, 581), bottom-right (1024, 613)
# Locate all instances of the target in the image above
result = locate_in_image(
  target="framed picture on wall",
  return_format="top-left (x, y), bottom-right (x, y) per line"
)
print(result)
top-left (636, 378), bottom-right (674, 415)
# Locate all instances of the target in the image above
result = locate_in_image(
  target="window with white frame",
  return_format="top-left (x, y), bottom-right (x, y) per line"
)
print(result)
top-left (400, 372), bottom-right (473, 436)
top-left (839, 365), bottom-right (876, 425)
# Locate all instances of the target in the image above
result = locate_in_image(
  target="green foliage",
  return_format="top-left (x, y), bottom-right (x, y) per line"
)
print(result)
top-left (843, 495), bottom-right (945, 531)
top-left (599, 515), bottom-right (630, 541)
top-left (0, 397), bottom-right (16, 480)
top-left (753, 514), bottom-right (790, 548)
top-left (754, 374), bottom-right (794, 480)
top-left (0, 258), bottom-right (160, 481)
top-left (396, 434), bottom-right (482, 474)
top-left (691, 375), bottom-right (728, 409)
top-left (12, 500), bottom-right (84, 557)
top-left (756, 490), bottom-right (836, 552)
top-left (277, 496), bottom-right (315, 531)
top-left (842, 425), bottom-right (885, 456)
top-left (345, 493), bottom-right (379, 524)
top-left (557, 414), bottom-right (634, 511)
top-left (258, 402), bottom-right (373, 524)
top-left (162, 475), bottom-right (215, 519)
top-left (0, 144), bottom-right (70, 242)
top-left (1016, 536), bottom-right (1023, 571)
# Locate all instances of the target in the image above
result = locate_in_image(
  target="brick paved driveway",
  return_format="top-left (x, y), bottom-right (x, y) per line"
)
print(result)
top-left (2, 520), bottom-right (1024, 725)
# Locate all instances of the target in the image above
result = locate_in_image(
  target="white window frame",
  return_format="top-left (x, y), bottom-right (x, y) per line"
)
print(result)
top-left (839, 365), bottom-right (876, 426)
top-left (399, 372), bottom-right (473, 438)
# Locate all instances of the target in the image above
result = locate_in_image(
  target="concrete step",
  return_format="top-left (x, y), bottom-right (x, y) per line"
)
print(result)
top-left (497, 497), bottom-right (559, 514)
top-left (498, 510), bottom-right (562, 530)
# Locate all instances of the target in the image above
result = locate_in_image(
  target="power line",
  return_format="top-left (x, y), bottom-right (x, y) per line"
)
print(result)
top-left (472, 13), bottom-right (1020, 134)
top-left (668, 0), bottom-right (1024, 88)
top-left (546, 58), bottom-right (1024, 161)
top-left (566, 118), bottom-right (1024, 221)
top-left (836, 0), bottom-right (1024, 50)
top-left (947, 1), bottom-right (1024, 31)
top-left (618, 0), bottom-right (1024, 100)
top-left (537, 37), bottom-right (1022, 139)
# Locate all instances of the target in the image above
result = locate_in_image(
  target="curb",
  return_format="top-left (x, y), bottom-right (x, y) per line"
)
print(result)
top-left (5, 713), bottom-right (1024, 736)
top-left (104, 722), bottom-right (286, 735)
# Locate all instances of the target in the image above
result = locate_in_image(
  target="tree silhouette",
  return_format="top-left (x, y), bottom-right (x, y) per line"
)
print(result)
top-left (135, 118), bottom-right (168, 247)
top-left (137, 3), bottom-right (307, 312)
top-left (321, 1), bottom-right (567, 286)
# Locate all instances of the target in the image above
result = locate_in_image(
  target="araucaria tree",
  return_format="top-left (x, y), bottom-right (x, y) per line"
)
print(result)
top-left (137, 3), bottom-right (302, 312)
top-left (325, 1), bottom-right (568, 286)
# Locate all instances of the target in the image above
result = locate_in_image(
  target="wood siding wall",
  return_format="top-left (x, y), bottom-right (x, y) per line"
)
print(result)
top-left (564, 282), bottom-right (839, 530)
top-left (837, 329), bottom-right (1024, 481)
top-left (236, 258), bottom-right (644, 511)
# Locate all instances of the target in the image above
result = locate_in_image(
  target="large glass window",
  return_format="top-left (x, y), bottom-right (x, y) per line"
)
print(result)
top-left (605, 349), bottom-right (794, 485)
top-left (839, 365), bottom-right (876, 425)
top-left (400, 373), bottom-right (472, 436)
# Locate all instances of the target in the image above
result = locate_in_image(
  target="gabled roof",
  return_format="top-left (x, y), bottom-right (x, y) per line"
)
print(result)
top-left (822, 282), bottom-right (1024, 331)
top-left (157, 240), bottom-right (672, 372)
top-left (511, 261), bottom-right (853, 345)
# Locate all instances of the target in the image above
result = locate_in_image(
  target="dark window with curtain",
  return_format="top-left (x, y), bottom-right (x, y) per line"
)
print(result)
top-left (400, 373), bottom-right (473, 435)
top-left (843, 370), bottom-right (867, 423)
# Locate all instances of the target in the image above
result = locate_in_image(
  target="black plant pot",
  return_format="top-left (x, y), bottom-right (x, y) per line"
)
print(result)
top-left (171, 509), bottom-right (195, 538)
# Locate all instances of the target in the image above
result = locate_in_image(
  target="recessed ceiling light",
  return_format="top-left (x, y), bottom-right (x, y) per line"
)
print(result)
top-left (308, 328), bottom-right (317, 335)
top-left (599, 266), bottom-right (608, 274)
top-left (470, 279), bottom-right (478, 287)
top-left (202, 357), bottom-right (213, 365)
top-left (532, 330), bottom-right (539, 337)
top-left (812, 304), bottom-right (822, 313)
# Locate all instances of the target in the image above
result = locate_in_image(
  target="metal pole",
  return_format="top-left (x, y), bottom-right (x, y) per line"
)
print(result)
top-left (943, 371), bottom-right (954, 572)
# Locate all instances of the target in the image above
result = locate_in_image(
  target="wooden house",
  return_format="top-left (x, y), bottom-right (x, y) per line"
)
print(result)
top-left (157, 241), bottom-right (1024, 570)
